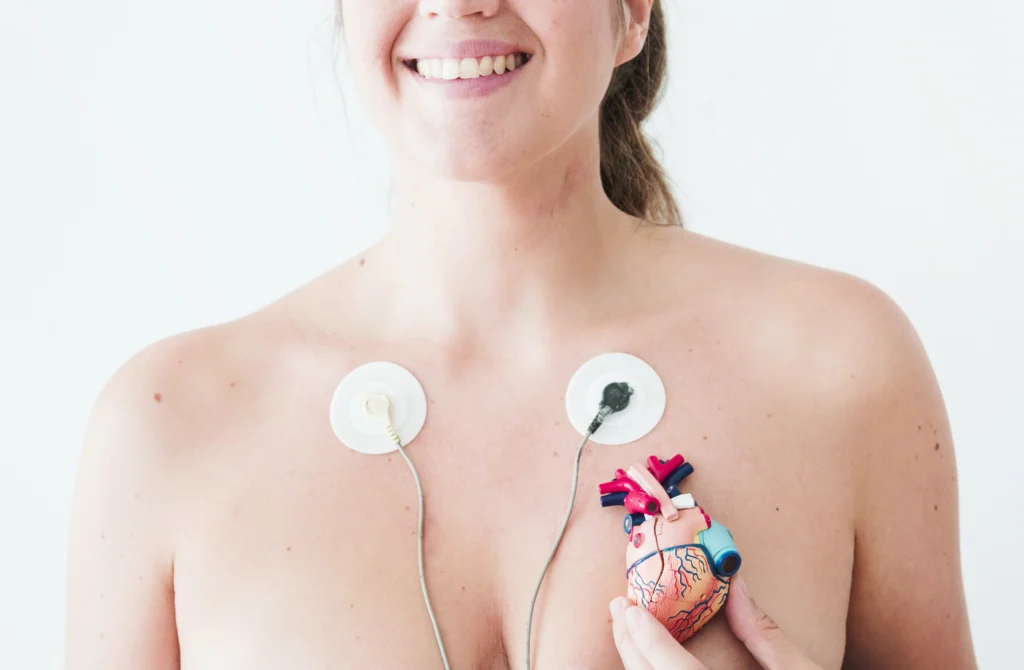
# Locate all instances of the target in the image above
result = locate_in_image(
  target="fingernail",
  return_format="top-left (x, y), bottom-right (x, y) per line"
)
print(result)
top-left (609, 597), bottom-right (629, 620)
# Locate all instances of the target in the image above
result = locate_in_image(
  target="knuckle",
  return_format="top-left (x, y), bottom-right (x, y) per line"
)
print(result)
top-left (756, 611), bottom-right (781, 634)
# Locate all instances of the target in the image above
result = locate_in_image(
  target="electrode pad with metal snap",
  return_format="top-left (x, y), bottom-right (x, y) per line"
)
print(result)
top-left (329, 361), bottom-right (427, 455)
top-left (565, 352), bottom-right (666, 445)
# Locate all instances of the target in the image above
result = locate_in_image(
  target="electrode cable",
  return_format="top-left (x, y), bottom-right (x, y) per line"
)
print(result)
top-left (369, 394), bottom-right (453, 670)
top-left (368, 381), bottom-right (632, 670)
top-left (525, 381), bottom-right (632, 669)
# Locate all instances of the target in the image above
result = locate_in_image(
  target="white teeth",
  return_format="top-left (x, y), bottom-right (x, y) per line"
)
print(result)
top-left (411, 53), bottom-right (526, 79)
top-left (442, 58), bottom-right (460, 80)
top-left (459, 58), bottom-right (479, 79)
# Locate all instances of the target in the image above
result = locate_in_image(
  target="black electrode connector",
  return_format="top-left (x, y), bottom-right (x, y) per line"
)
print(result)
top-left (601, 382), bottom-right (634, 413)
top-left (587, 382), bottom-right (634, 434)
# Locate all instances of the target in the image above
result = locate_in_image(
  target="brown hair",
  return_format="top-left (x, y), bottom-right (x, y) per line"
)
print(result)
top-left (603, 0), bottom-right (682, 226)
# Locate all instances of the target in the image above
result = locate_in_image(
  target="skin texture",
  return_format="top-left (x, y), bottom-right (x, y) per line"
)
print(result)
top-left (66, 0), bottom-right (976, 668)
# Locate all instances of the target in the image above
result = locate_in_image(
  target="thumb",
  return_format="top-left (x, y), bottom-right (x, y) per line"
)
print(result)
top-left (611, 598), bottom-right (707, 669)
top-left (725, 577), bottom-right (821, 670)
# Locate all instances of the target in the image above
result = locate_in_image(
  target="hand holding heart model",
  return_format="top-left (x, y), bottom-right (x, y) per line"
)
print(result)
top-left (598, 454), bottom-right (741, 643)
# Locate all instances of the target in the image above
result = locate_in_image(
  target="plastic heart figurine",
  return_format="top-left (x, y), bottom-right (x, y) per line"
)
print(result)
top-left (599, 454), bottom-right (741, 643)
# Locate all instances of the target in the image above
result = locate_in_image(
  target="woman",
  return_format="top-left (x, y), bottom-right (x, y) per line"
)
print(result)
top-left (66, 1), bottom-right (976, 668)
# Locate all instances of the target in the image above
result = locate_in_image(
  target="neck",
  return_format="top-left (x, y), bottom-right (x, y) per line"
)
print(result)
top-left (361, 127), bottom-right (644, 365)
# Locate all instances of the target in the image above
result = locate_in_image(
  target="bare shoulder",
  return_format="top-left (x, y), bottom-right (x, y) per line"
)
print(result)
top-left (73, 317), bottom-right (269, 532)
top-left (90, 306), bottom-right (313, 458)
top-left (68, 313), bottom-right (300, 667)
top-left (664, 230), bottom-right (973, 667)
top-left (665, 229), bottom-right (928, 403)
top-left (92, 319), bottom-right (262, 446)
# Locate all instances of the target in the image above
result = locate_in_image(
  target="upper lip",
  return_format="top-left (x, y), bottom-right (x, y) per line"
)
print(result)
top-left (399, 39), bottom-right (532, 62)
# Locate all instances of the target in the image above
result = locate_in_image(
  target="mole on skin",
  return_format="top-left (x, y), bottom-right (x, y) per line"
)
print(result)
top-left (153, 393), bottom-right (162, 403)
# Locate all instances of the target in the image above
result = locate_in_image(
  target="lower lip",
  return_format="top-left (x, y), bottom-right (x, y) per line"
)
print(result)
top-left (405, 59), bottom-right (530, 100)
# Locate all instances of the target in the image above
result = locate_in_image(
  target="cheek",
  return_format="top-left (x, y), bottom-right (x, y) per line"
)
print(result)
top-left (532, 2), bottom-right (619, 123)
top-left (339, 1), bottom-right (410, 119)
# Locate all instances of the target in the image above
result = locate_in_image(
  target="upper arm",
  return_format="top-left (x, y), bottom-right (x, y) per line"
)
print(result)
top-left (834, 279), bottom-right (976, 669)
top-left (66, 345), bottom-right (184, 669)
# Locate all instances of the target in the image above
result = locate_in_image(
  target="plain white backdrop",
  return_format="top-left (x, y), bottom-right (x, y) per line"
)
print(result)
top-left (2, 0), bottom-right (1021, 667)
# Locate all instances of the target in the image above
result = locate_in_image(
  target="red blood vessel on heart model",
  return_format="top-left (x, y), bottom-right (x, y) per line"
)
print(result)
top-left (598, 454), bottom-right (742, 643)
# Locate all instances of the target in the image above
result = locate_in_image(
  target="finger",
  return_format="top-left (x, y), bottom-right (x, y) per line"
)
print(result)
top-left (610, 598), bottom-right (654, 670)
top-left (726, 577), bottom-right (820, 670)
top-left (623, 603), bottom-right (708, 670)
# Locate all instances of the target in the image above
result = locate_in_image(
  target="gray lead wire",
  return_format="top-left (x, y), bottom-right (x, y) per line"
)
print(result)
top-left (390, 426), bottom-right (453, 670)
top-left (389, 405), bottom-right (609, 670)
top-left (524, 407), bottom-right (610, 670)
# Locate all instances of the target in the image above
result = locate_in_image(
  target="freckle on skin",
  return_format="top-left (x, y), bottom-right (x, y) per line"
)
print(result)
top-left (404, 506), bottom-right (410, 511)
top-left (702, 436), bottom-right (707, 440)
top-left (229, 382), bottom-right (236, 387)
top-left (934, 504), bottom-right (939, 511)
top-left (153, 392), bottom-right (162, 402)
top-left (935, 442), bottom-right (940, 450)
top-left (766, 413), bottom-right (772, 418)
top-left (359, 258), bottom-right (365, 266)
top-left (286, 546), bottom-right (291, 551)
top-left (775, 507), bottom-right (779, 511)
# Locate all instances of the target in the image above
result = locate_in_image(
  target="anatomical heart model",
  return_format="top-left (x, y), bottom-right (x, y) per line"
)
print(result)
top-left (599, 454), bottom-right (741, 643)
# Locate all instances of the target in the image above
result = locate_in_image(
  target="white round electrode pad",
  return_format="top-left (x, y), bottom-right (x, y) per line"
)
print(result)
top-left (565, 352), bottom-right (666, 445)
top-left (329, 361), bottom-right (428, 455)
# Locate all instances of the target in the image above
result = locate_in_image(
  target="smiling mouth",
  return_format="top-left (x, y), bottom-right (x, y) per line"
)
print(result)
top-left (402, 52), bottom-right (533, 80)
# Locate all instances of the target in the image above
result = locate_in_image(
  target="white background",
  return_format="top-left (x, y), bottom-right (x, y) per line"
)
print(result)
top-left (2, 0), bottom-right (1021, 667)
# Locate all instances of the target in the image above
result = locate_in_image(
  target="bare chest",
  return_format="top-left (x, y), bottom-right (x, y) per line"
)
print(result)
top-left (171, 347), bottom-right (855, 669)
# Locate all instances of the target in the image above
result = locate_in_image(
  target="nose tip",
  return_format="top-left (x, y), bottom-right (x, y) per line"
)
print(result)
top-left (418, 0), bottom-right (500, 19)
